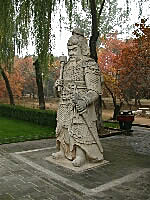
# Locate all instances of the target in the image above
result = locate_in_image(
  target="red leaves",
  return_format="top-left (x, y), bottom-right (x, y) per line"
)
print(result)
top-left (98, 21), bottom-right (150, 100)
top-left (0, 56), bottom-right (35, 98)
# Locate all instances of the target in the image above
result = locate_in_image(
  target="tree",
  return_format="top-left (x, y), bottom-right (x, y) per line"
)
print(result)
top-left (0, 0), bottom-right (17, 105)
top-left (33, 59), bottom-right (45, 110)
top-left (1, 0), bottom-right (147, 111)
top-left (18, 0), bottom-right (148, 124)
top-left (98, 19), bottom-right (150, 117)
top-left (15, 56), bottom-right (37, 98)
top-left (114, 19), bottom-right (150, 106)
top-left (0, 59), bottom-right (25, 100)
top-left (98, 33), bottom-right (126, 119)
top-left (0, 0), bottom-right (54, 107)
top-left (70, 0), bottom-right (148, 127)
top-left (43, 58), bottom-right (60, 97)
top-left (0, 67), bottom-right (15, 105)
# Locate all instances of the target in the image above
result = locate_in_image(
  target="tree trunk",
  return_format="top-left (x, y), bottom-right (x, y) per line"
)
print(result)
top-left (104, 82), bottom-right (122, 120)
top-left (89, 0), bottom-right (99, 62)
top-left (95, 95), bottom-right (103, 133)
top-left (134, 93), bottom-right (141, 107)
top-left (33, 59), bottom-right (45, 110)
top-left (0, 66), bottom-right (15, 105)
top-left (89, 0), bottom-right (105, 133)
top-left (138, 99), bottom-right (141, 107)
top-left (134, 96), bottom-right (137, 107)
top-left (112, 102), bottom-right (123, 120)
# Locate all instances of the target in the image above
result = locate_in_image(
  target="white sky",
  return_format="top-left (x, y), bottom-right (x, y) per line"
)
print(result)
top-left (20, 0), bottom-right (150, 58)
top-left (21, 17), bottom-right (72, 57)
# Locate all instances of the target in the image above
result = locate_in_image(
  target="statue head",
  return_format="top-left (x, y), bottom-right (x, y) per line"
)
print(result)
top-left (72, 28), bottom-right (84, 37)
top-left (67, 28), bottom-right (90, 58)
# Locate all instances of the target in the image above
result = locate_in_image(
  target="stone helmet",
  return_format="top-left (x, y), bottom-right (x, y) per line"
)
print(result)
top-left (72, 28), bottom-right (84, 37)
top-left (67, 28), bottom-right (90, 56)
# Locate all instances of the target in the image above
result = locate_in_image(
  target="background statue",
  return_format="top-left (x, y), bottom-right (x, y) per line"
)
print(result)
top-left (52, 28), bottom-right (104, 167)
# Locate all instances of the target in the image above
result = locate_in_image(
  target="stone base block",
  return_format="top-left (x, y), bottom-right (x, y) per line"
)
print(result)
top-left (45, 156), bottom-right (109, 173)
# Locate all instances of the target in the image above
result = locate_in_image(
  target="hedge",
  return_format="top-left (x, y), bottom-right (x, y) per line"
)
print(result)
top-left (0, 104), bottom-right (57, 128)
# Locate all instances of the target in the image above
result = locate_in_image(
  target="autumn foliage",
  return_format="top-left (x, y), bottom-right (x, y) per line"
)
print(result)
top-left (0, 59), bottom-right (24, 98)
top-left (98, 19), bottom-right (150, 108)
top-left (98, 33), bottom-right (126, 105)
top-left (15, 56), bottom-right (37, 97)
top-left (0, 56), bottom-right (36, 99)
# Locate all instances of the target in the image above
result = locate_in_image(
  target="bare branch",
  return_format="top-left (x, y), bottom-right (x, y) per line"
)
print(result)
top-left (98, 0), bottom-right (106, 22)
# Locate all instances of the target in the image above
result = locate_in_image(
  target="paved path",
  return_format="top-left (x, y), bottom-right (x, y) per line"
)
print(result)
top-left (0, 126), bottom-right (150, 200)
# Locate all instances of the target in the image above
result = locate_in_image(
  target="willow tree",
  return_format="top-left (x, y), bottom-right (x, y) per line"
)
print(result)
top-left (1, 0), bottom-right (146, 109)
top-left (0, 0), bottom-right (108, 108)
top-left (0, 0), bottom-right (16, 105)
top-left (25, 0), bottom-right (149, 114)
top-left (14, 0), bottom-right (54, 109)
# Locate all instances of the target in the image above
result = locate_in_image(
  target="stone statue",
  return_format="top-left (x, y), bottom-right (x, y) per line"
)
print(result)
top-left (52, 28), bottom-right (104, 167)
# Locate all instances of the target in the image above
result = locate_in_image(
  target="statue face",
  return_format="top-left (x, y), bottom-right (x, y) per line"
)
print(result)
top-left (68, 45), bottom-right (81, 58)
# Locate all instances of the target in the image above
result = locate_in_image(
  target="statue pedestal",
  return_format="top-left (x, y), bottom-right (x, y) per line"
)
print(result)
top-left (45, 156), bottom-right (109, 173)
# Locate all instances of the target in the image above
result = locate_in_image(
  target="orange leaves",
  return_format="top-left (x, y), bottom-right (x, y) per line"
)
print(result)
top-left (98, 33), bottom-right (126, 99)
top-left (0, 62), bottom-right (25, 98)
top-left (0, 56), bottom-right (35, 98)
top-left (16, 56), bottom-right (37, 96)
top-left (98, 19), bottom-right (150, 101)
top-left (48, 59), bottom-right (61, 80)
top-left (0, 79), bottom-right (6, 97)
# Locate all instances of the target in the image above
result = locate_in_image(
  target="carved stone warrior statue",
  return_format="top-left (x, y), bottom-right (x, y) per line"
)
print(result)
top-left (52, 28), bottom-right (104, 167)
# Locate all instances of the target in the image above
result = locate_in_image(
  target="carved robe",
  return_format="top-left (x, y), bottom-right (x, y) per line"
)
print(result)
top-left (56, 56), bottom-right (103, 162)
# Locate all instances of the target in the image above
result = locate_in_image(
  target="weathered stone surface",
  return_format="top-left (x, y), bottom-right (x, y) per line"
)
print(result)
top-left (53, 29), bottom-right (104, 168)
top-left (45, 155), bottom-right (109, 172)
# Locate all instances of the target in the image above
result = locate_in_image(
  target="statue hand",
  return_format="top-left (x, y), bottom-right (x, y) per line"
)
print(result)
top-left (75, 99), bottom-right (87, 112)
top-left (72, 93), bottom-right (87, 112)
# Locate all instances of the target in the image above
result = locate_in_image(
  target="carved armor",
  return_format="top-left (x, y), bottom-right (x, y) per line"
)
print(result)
top-left (54, 29), bottom-right (104, 164)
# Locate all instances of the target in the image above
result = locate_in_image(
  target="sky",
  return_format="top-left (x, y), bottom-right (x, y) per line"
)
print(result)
top-left (21, 17), bottom-right (72, 57)
top-left (20, 0), bottom-right (150, 58)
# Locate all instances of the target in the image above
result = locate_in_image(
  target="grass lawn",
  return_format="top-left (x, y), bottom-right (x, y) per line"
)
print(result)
top-left (0, 116), bottom-right (120, 144)
top-left (103, 121), bottom-right (120, 129)
top-left (0, 116), bottom-right (55, 144)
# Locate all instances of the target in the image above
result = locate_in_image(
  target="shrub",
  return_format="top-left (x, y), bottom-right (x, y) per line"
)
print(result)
top-left (0, 104), bottom-right (57, 128)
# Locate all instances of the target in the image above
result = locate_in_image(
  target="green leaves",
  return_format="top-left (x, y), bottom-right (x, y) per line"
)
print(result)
top-left (0, 0), bottom-right (15, 67)
top-left (0, 0), bottom-right (148, 72)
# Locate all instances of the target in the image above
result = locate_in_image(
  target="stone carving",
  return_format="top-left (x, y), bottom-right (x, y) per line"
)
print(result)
top-left (52, 28), bottom-right (104, 167)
